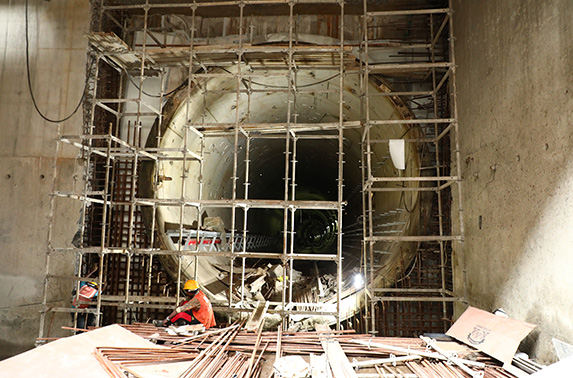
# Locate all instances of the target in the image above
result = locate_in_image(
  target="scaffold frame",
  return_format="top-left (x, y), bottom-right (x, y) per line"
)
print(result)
top-left (38, 0), bottom-right (465, 340)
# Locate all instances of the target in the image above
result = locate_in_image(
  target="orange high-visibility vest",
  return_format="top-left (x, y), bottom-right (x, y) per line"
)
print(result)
top-left (192, 290), bottom-right (216, 329)
top-left (172, 290), bottom-right (216, 329)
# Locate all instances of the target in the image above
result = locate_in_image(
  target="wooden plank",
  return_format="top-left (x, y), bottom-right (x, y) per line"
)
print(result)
top-left (245, 301), bottom-right (269, 332)
top-left (321, 340), bottom-right (358, 378)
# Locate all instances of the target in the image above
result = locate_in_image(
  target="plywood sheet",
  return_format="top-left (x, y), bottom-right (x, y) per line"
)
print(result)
top-left (446, 306), bottom-right (536, 365)
top-left (0, 325), bottom-right (164, 378)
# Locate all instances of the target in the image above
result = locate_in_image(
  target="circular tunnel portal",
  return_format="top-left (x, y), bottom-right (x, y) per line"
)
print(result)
top-left (141, 61), bottom-right (423, 322)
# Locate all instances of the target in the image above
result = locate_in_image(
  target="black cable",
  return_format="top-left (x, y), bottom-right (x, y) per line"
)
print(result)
top-left (25, 0), bottom-right (87, 123)
top-left (250, 73), bottom-right (341, 89)
top-left (124, 69), bottom-right (187, 98)
top-left (219, 66), bottom-right (340, 90)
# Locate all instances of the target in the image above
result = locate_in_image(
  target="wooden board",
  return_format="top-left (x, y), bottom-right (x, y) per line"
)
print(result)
top-left (245, 301), bottom-right (269, 332)
top-left (321, 340), bottom-right (358, 378)
top-left (0, 325), bottom-right (164, 378)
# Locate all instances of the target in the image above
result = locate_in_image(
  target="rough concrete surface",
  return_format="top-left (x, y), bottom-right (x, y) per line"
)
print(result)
top-left (0, 0), bottom-right (89, 360)
top-left (453, 0), bottom-right (573, 363)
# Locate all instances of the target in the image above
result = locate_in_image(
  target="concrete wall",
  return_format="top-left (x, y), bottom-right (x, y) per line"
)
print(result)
top-left (0, 0), bottom-right (89, 359)
top-left (453, 0), bottom-right (573, 363)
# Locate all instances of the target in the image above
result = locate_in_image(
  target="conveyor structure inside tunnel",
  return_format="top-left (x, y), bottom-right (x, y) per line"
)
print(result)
top-left (39, 0), bottom-right (464, 338)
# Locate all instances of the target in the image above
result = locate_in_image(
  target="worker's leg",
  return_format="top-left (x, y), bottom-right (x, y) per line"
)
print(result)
top-left (174, 315), bottom-right (201, 326)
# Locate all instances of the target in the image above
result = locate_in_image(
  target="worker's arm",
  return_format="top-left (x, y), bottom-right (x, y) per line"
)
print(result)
top-left (179, 297), bottom-right (201, 312)
top-left (163, 298), bottom-right (201, 326)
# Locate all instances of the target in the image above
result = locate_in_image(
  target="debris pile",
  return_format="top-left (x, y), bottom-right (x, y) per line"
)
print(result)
top-left (1, 306), bottom-right (551, 378)
top-left (119, 322), bottom-right (519, 378)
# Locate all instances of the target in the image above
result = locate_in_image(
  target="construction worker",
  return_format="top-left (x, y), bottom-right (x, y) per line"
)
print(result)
top-left (71, 281), bottom-right (99, 331)
top-left (163, 279), bottom-right (216, 329)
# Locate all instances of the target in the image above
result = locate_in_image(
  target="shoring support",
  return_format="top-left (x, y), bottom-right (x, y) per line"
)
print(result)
top-left (428, 13), bottom-right (448, 330)
top-left (448, 0), bottom-right (467, 305)
top-left (281, 1), bottom-right (295, 330)
top-left (229, 1), bottom-right (246, 311)
top-left (288, 136), bottom-right (297, 315)
top-left (335, 0), bottom-right (345, 331)
top-left (38, 124), bottom-right (62, 340)
top-left (362, 0), bottom-right (376, 335)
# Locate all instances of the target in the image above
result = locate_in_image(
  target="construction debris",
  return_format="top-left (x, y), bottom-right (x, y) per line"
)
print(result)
top-left (446, 306), bottom-right (536, 366)
top-left (273, 356), bottom-right (310, 378)
top-left (118, 322), bottom-right (525, 378)
top-left (5, 317), bottom-right (543, 378)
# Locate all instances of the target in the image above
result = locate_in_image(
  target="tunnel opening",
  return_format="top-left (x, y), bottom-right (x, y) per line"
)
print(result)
top-left (139, 61), bottom-right (423, 323)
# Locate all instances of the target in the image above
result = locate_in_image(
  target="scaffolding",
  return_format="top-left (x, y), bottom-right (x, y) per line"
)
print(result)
top-left (360, 0), bottom-right (465, 334)
top-left (39, 0), bottom-right (465, 339)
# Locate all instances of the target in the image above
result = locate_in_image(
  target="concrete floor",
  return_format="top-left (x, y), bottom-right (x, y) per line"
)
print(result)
top-left (0, 0), bottom-right (572, 364)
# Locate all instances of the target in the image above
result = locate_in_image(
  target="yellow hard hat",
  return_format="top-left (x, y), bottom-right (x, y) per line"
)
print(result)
top-left (87, 281), bottom-right (98, 289)
top-left (183, 279), bottom-right (199, 291)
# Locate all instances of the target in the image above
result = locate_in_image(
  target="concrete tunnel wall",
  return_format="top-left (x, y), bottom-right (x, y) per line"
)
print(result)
top-left (0, 0), bottom-right (572, 363)
top-left (452, 0), bottom-right (573, 363)
top-left (0, 0), bottom-right (89, 360)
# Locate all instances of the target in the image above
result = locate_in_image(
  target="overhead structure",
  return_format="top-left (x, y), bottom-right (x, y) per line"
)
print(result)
top-left (38, 0), bottom-right (464, 339)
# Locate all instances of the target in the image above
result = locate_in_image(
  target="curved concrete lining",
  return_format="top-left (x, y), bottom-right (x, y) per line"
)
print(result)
top-left (142, 61), bottom-right (422, 319)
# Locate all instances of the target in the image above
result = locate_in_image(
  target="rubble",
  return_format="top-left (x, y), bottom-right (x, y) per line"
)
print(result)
top-left (2, 309), bottom-right (550, 378)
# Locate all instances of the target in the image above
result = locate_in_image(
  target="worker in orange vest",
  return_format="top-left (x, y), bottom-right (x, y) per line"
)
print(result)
top-left (163, 279), bottom-right (216, 329)
top-left (71, 281), bottom-right (99, 332)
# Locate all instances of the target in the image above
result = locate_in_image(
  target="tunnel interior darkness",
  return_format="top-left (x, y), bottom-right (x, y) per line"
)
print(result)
top-left (143, 63), bottom-right (422, 303)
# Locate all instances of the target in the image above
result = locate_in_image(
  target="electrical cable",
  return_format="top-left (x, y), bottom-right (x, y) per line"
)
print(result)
top-left (25, 0), bottom-right (87, 123)
top-left (219, 66), bottom-right (341, 90)
top-left (250, 73), bottom-right (341, 89)
top-left (123, 67), bottom-right (187, 98)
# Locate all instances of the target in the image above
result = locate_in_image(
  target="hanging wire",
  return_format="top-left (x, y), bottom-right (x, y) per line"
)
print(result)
top-left (25, 0), bottom-right (87, 123)
top-left (123, 67), bottom-right (187, 98)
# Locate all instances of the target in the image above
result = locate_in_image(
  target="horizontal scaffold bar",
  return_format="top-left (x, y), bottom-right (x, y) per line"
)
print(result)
top-left (44, 307), bottom-right (99, 314)
top-left (367, 8), bottom-right (450, 17)
top-left (369, 187), bottom-right (440, 192)
top-left (365, 235), bottom-right (461, 242)
top-left (368, 138), bottom-right (435, 143)
top-left (367, 118), bottom-right (455, 125)
top-left (103, 0), bottom-right (345, 11)
top-left (101, 295), bottom-right (176, 304)
top-left (372, 296), bottom-right (462, 302)
top-left (52, 193), bottom-right (345, 210)
top-left (368, 62), bottom-right (453, 72)
top-left (139, 198), bottom-right (346, 210)
top-left (51, 247), bottom-right (339, 261)
top-left (59, 139), bottom-right (203, 161)
top-left (107, 301), bottom-right (338, 316)
top-left (60, 135), bottom-right (171, 161)
top-left (196, 120), bottom-right (361, 133)
top-left (369, 91), bottom-right (434, 97)
top-left (372, 288), bottom-right (446, 293)
top-left (368, 176), bottom-right (459, 182)
top-left (143, 44), bottom-right (353, 55)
